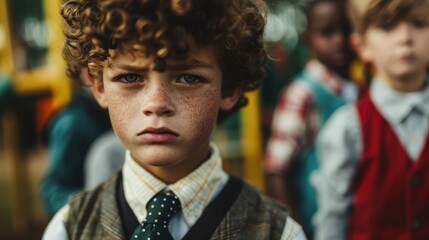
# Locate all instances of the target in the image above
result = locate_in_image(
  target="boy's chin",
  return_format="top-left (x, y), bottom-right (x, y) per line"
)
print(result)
top-left (321, 57), bottom-right (350, 73)
top-left (142, 159), bottom-right (181, 168)
top-left (394, 69), bottom-right (423, 81)
top-left (133, 154), bottom-right (182, 168)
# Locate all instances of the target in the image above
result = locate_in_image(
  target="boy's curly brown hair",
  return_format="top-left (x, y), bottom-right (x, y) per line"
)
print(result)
top-left (61, 0), bottom-right (267, 104)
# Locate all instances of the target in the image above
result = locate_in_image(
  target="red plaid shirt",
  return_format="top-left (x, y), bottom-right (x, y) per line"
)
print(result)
top-left (264, 59), bottom-right (357, 173)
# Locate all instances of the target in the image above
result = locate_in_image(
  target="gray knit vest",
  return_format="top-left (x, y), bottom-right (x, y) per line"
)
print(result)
top-left (65, 173), bottom-right (288, 239)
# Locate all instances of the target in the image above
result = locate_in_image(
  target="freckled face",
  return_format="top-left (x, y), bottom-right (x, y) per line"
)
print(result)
top-left (97, 44), bottom-right (232, 176)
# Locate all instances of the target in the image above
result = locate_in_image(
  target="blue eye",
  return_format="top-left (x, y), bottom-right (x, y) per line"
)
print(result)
top-left (117, 74), bottom-right (141, 83)
top-left (177, 75), bottom-right (201, 84)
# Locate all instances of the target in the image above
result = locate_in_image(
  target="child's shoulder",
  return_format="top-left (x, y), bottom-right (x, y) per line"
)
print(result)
top-left (68, 172), bottom-right (120, 215)
top-left (65, 173), bottom-right (121, 236)
top-left (231, 180), bottom-right (305, 239)
top-left (322, 102), bottom-right (359, 133)
top-left (282, 64), bottom-right (334, 98)
top-left (278, 75), bottom-right (316, 105)
top-left (239, 180), bottom-right (289, 214)
top-left (220, 180), bottom-right (290, 239)
top-left (318, 103), bottom-right (361, 151)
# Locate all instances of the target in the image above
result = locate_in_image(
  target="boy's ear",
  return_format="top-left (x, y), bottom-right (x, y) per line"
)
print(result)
top-left (350, 32), bottom-right (372, 64)
top-left (220, 88), bottom-right (242, 111)
top-left (86, 73), bottom-right (108, 109)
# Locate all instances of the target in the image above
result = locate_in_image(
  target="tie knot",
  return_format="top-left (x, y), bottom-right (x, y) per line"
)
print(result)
top-left (144, 190), bottom-right (181, 225)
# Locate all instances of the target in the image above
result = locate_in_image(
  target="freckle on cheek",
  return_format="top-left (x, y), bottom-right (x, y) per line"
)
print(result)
top-left (109, 99), bottom-right (132, 141)
top-left (188, 92), bottom-right (219, 134)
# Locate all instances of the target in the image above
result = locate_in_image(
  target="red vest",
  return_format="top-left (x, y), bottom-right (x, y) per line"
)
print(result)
top-left (349, 94), bottom-right (429, 240)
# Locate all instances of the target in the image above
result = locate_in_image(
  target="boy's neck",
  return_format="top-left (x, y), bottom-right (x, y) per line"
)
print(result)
top-left (376, 72), bottom-right (427, 93)
top-left (334, 66), bottom-right (349, 79)
top-left (317, 59), bottom-right (350, 79)
top-left (134, 149), bottom-right (212, 184)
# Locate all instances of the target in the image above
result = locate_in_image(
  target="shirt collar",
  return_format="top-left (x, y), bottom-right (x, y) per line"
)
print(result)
top-left (370, 77), bottom-right (429, 124)
top-left (122, 142), bottom-right (228, 227)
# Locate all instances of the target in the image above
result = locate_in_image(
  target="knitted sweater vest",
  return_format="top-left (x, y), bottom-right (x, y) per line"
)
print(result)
top-left (349, 94), bottom-right (429, 240)
top-left (65, 173), bottom-right (289, 240)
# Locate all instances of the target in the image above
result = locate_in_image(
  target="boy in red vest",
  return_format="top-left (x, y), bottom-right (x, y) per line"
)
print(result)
top-left (312, 0), bottom-right (429, 239)
top-left (42, 0), bottom-right (306, 239)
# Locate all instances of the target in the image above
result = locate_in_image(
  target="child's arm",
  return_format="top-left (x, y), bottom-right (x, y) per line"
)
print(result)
top-left (40, 113), bottom-right (87, 216)
top-left (265, 81), bottom-right (316, 207)
top-left (311, 104), bottom-right (362, 240)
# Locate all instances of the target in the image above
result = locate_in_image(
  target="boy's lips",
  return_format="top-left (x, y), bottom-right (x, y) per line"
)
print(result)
top-left (399, 53), bottom-right (415, 61)
top-left (137, 127), bottom-right (179, 143)
top-left (397, 49), bottom-right (415, 60)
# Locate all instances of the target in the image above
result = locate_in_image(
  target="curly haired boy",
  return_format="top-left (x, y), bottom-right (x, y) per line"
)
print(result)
top-left (42, 0), bottom-right (306, 239)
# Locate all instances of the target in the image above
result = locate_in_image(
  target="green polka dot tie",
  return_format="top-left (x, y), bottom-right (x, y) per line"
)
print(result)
top-left (131, 190), bottom-right (181, 240)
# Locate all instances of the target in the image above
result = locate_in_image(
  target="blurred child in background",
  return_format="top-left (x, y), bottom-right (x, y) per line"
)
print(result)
top-left (264, 0), bottom-right (358, 238)
top-left (312, 0), bottom-right (429, 239)
top-left (84, 130), bottom-right (125, 190)
top-left (40, 69), bottom-right (111, 216)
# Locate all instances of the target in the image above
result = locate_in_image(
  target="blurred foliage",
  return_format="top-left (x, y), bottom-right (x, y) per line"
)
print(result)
top-left (8, 0), bottom-right (48, 69)
top-left (265, 0), bottom-right (311, 50)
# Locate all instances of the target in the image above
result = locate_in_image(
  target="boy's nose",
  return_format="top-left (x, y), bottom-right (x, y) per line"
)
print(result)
top-left (395, 22), bottom-right (413, 44)
top-left (142, 83), bottom-right (175, 117)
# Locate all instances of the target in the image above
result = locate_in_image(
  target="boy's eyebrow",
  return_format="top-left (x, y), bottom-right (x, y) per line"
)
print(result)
top-left (108, 58), bottom-right (215, 71)
top-left (108, 64), bottom-right (150, 72)
top-left (168, 59), bottom-right (216, 70)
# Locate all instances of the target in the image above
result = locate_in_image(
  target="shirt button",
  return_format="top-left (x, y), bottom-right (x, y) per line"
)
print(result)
top-left (412, 218), bottom-right (422, 231)
top-left (411, 174), bottom-right (422, 189)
